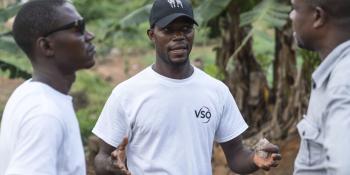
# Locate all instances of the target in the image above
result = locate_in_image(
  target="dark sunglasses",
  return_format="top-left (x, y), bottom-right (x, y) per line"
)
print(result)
top-left (43, 19), bottom-right (85, 37)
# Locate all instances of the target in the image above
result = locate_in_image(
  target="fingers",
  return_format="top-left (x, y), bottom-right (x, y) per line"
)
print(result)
top-left (272, 153), bottom-right (282, 161)
top-left (111, 155), bottom-right (131, 175)
top-left (118, 137), bottom-right (129, 151)
top-left (253, 140), bottom-right (282, 171)
top-left (110, 137), bottom-right (130, 175)
top-left (261, 144), bottom-right (280, 154)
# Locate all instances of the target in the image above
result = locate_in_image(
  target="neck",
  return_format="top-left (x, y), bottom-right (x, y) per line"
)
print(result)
top-left (152, 60), bottom-right (194, 79)
top-left (317, 29), bottom-right (350, 60)
top-left (32, 65), bottom-right (75, 95)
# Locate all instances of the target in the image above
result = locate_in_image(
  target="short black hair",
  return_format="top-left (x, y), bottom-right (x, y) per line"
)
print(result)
top-left (12, 0), bottom-right (67, 57)
top-left (308, 0), bottom-right (350, 24)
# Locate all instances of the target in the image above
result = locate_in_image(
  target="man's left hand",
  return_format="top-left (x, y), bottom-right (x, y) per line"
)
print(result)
top-left (253, 138), bottom-right (282, 171)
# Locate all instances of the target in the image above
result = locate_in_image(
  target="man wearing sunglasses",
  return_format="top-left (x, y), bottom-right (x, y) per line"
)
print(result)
top-left (93, 0), bottom-right (281, 174)
top-left (0, 0), bottom-right (95, 174)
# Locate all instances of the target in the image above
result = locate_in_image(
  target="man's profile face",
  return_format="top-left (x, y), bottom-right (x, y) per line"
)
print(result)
top-left (289, 0), bottom-right (316, 51)
top-left (46, 2), bottom-right (96, 73)
top-left (149, 17), bottom-right (195, 67)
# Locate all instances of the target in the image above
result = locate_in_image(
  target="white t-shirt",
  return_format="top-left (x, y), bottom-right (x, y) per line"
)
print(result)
top-left (0, 80), bottom-right (86, 175)
top-left (93, 66), bottom-right (248, 175)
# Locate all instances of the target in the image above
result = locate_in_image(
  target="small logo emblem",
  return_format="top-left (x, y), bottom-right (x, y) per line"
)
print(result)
top-left (167, 0), bottom-right (183, 8)
top-left (195, 106), bottom-right (211, 123)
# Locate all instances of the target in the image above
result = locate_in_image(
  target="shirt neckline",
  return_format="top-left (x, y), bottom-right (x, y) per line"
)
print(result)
top-left (147, 65), bottom-right (198, 86)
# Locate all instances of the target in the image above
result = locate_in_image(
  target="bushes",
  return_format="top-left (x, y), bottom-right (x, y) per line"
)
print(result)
top-left (71, 70), bottom-right (113, 144)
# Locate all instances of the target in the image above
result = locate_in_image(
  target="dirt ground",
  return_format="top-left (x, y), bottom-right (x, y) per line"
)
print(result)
top-left (0, 54), bottom-right (300, 175)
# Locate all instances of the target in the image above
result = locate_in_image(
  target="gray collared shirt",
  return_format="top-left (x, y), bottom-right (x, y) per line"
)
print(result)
top-left (294, 40), bottom-right (350, 175)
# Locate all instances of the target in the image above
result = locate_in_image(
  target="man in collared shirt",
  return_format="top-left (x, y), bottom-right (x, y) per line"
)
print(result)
top-left (290, 0), bottom-right (350, 174)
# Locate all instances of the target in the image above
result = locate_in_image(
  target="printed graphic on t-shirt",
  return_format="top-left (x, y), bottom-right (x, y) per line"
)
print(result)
top-left (194, 106), bottom-right (211, 123)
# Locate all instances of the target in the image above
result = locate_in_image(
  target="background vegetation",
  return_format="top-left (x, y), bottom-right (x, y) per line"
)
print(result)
top-left (0, 0), bottom-right (322, 174)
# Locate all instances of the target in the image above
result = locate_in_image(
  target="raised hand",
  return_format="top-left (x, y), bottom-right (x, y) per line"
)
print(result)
top-left (253, 138), bottom-right (282, 171)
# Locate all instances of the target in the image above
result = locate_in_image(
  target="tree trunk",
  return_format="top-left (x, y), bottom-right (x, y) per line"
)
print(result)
top-left (215, 1), bottom-right (269, 137)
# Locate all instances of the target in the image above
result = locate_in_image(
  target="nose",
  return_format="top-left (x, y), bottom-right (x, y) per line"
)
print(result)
top-left (173, 31), bottom-right (185, 40)
top-left (85, 30), bottom-right (95, 42)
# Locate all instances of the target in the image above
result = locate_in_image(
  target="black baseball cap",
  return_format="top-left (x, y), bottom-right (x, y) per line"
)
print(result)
top-left (149, 0), bottom-right (198, 28)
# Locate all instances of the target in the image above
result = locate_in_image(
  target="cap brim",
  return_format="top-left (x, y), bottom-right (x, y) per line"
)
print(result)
top-left (155, 13), bottom-right (198, 28)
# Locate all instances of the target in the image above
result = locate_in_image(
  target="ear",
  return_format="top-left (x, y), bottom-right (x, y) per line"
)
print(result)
top-left (37, 37), bottom-right (55, 57)
top-left (147, 29), bottom-right (155, 42)
top-left (313, 6), bottom-right (326, 28)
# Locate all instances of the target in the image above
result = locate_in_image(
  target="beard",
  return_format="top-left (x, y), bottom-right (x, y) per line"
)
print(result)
top-left (158, 51), bottom-right (190, 67)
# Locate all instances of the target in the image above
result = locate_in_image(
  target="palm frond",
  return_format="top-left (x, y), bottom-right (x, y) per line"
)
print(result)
top-left (194, 0), bottom-right (231, 25)
top-left (0, 34), bottom-right (20, 53)
top-left (119, 4), bottom-right (152, 29)
top-left (103, 4), bottom-right (151, 40)
top-left (226, 0), bottom-right (291, 72)
top-left (240, 0), bottom-right (290, 28)
top-left (0, 59), bottom-right (31, 79)
top-left (0, 3), bottom-right (20, 22)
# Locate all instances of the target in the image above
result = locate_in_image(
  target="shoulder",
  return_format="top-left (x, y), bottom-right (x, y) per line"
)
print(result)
top-left (110, 66), bottom-right (156, 97)
top-left (6, 81), bottom-right (68, 120)
top-left (329, 53), bottom-right (350, 88)
top-left (194, 67), bottom-right (229, 92)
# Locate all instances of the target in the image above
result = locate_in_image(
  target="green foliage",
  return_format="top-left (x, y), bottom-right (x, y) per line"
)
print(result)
top-left (0, 3), bottom-right (31, 79)
top-left (0, 34), bottom-right (31, 79)
top-left (73, 0), bottom-right (154, 55)
top-left (0, 60), bottom-right (31, 79)
top-left (240, 0), bottom-right (290, 28)
top-left (0, 3), bottom-right (20, 22)
top-left (0, 34), bottom-right (19, 54)
top-left (71, 70), bottom-right (113, 143)
top-left (119, 4), bottom-right (152, 29)
top-left (226, 0), bottom-right (291, 72)
top-left (194, 0), bottom-right (232, 26)
top-left (253, 30), bottom-right (275, 85)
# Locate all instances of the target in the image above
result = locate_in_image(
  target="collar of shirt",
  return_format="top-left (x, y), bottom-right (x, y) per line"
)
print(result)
top-left (312, 39), bottom-right (350, 89)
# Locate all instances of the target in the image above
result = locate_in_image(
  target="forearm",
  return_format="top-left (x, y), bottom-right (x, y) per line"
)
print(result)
top-left (94, 152), bottom-right (117, 175)
top-left (227, 147), bottom-right (259, 174)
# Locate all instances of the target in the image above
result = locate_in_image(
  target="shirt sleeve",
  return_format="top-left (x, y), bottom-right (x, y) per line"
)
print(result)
top-left (92, 90), bottom-right (128, 148)
top-left (5, 115), bottom-right (63, 175)
top-left (324, 85), bottom-right (350, 174)
top-left (215, 86), bottom-right (248, 143)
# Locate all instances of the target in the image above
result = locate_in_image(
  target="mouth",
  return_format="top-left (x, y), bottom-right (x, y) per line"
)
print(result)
top-left (169, 44), bottom-right (188, 54)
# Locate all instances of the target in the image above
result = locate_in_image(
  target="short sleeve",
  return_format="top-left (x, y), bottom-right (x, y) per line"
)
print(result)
top-left (6, 115), bottom-right (63, 175)
top-left (215, 87), bottom-right (248, 143)
top-left (92, 90), bottom-right (128, 148)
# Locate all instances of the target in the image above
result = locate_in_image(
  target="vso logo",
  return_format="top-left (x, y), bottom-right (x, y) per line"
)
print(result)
top-left (195, 106), bottom-right (211, 123)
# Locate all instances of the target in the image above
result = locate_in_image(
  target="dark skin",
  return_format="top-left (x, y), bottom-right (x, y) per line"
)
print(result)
top-left (31, 2), bottom-right (95, 94)
top-left (148, 17), bottom-right (195, 79)
top-left (290, 0), bottom-right (350, 60)
top-left (94, 17), bottom-right (281, 175)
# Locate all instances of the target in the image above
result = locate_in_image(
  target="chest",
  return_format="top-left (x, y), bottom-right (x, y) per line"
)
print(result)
top-left (125, 87), bottom-right (222, 141)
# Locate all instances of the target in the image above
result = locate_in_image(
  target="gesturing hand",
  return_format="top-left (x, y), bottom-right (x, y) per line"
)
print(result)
top-left (253, 138), bottom-right (282, 171)
top-left (111, 137), bottom-right (131, 175)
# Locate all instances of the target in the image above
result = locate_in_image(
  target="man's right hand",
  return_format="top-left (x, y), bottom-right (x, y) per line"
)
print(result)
top-left (111, 137), bottom-right (131, 175)
top-left (94, 137), bottom-right (131, 175)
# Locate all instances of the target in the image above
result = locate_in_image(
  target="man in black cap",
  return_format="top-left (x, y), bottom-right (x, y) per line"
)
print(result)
top-left (93, 0), bottom-right (281, 174)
